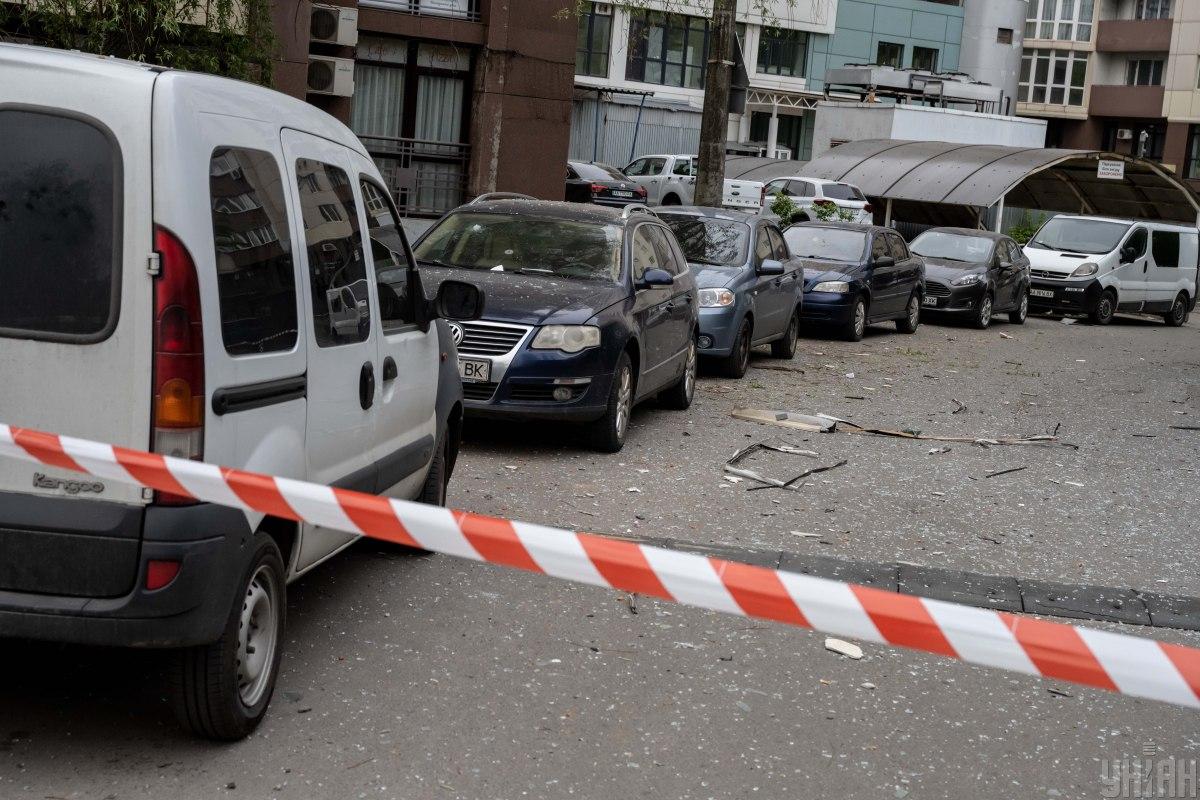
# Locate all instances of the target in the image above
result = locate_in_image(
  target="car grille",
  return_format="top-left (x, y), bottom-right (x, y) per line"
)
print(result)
top-left (925, 281), bottom-right (951, 298)
top-left (462, 381), bottom-right (498, 402)
top-left (1030, 269), bottom-right (1065, 280)
top-left (457, 321), bottom-right (531, 356)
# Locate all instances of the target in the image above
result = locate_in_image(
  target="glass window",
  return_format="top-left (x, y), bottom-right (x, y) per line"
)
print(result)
top-left (627, 11), bottom-right (709, 89)
top-left (912, 47), bottom-right (938, 72)
top-left (1136, 0), bottom-right (1172, 19)
top-left (757, 27), bottom-right (807, 77)
top-left (911, 231), bottom-right (995, 263)
top-left (886, 233), bottom-right (910, 261)
top-left (360, 178), bottom-right (417, 330)
top-left (997, 28), bottom-right (1014, 45)
top-left (877, 41), bottom-right (903, 68)
top-left (1025, 0), bottom-right (1094, 41)
top-left (648, 226), bottom-right (684, 275)
top-left (754, 227), bottom-right (774, 264)
top-left (871, 234), bottom-right (890, 262)
top-left (1127, 59), bottom-right (1164, 86)
top-left (822, 183), bottom-right (864, 201)
top-left (768, 227), bottom-right (790, 261)
top-left (1125, 228), bottom-right (1149, 260)
top-left (209, 148), bottom-right (298, 356)
top-left (1152, 230), bottom-right (1180, 268)
top-left (765, 179), bottom-right (791, 197)
top-left (672, 158), bottom-right (693, 176)
top-left (793, 180), bottom-right (815, 198)
top-left (296, 159), bottom-right (371, 348)
top-left (631, 224), bottom-right (662, 281)
top-left (783, 226), bottom-right (867, 262)
top-left (1019, 49), bottom-right (1087, 106)
top-left (1028, 217), bottom-right (1131, 255)
top-left (1185, 126), bottom-right (1200, 180)
top-left (657, 214), bottom-right (750, 267)
top-left (576, 3), bottom-right (612, 78)
top-left (0, 110), bottom-right (119, 341)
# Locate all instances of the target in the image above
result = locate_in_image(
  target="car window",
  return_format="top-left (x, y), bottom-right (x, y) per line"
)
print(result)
top-left (1028, 217), bottom-right (1130, 255)
top-left (1125, 228), bottom-right (1148, 260)
top-left (360, 178), bottom-right (417, 330)
top-left (631, 224), bottom-right (663, 281)
top-left (824, 183), bottom-right (863, 201)
top-left (646, 157), bottom-right (667, 176)
top-left (754, 227), bottom-right (774, 265)
top-left (0, 109), bottom-right (119, 341)
top-left (768, 227), bottom-right (790, 261)
top-left (886, 233), bottom-right (909, 261)
top-left (566, 165), bottom-right (580, 180)
top-left (766, 179), bottom-right (790, 197)
top-left (784, 226), bottom-right (867, 262)
top-left (792, 180), bottom-right (815, 198)
top-left (625, 159), bottom-right (647, 177)
top-left (209, 147), bottom-right (298, 356)
top-left (1002, 241), bottom-right (1019, 263)
top-left (1152, 230), bottom-right (1181, 268)
top-left (672, 158), bottom-right (692, 177)
top-left (295, 158), bottom-right (371, 348)
top-left (871, 235), bottom-right (890, 262)
top-left (648, 226), bottom-right (685, 276)
top-left (657, 214), bottom-right (750, 267)
top-left (572, 162), bottom-right (622, 181)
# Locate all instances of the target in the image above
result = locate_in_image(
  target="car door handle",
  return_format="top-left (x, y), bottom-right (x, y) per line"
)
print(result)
top-left (382, 356), bottom-right (398, 383)
top-left (773, 278), bottom-right (783, 287)
top-left (359, 361), bottom-right (375, 410)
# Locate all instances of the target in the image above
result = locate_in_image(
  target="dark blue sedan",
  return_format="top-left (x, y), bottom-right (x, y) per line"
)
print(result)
top-left (784, 222), bottom-right (925, 342)
top-left (409, 199), bottom-right (698, 452)
top-left (657, 208), bottom-right (804, 377)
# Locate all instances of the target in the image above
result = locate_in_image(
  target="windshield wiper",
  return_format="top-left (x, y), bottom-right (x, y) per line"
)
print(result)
top-left (417, 257), bottom-right (459, 268)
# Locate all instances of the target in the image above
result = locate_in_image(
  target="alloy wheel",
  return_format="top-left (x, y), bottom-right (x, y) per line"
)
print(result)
top-left (614, 366), bottom-right (633, 442)
top-left (978, 295), bottom-right (992, 328)
top-left (1017, 293), bottom-right (1028, 322)
top-left (854, 302), bottom-right (866, 339)
top-left (236, 564), bottom-right (280, 708)
top-left (683, 341), bottom-right (697, 401)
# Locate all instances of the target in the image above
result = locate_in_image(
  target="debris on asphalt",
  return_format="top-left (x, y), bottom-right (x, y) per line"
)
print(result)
top-left (1061, 317), bottom-right (1077, 325)
top-left (1047, 687), bottom-right (1074, 698)
top-left (984, 466), bottom-right (1028, 479)
top-left (1169, 425), bottom-right (1200, 431)
top-left (824, 638), bottom-right (863, 660)
top-left (751, 363), bottom-right (806, 374)
top-left (724, 442), bottom-right (847, 491)
top-left (790, 531), bottom-right (820, 538)
top-left (626, 487), bottom-right (642, 493)
top-left (747, 460), bottom-right (848, 492)
top-left (951, 398), bottom-right (967, 414)
top-left (928, 446), bottom-right (952, 455)
top-left (731, 409), bottom-right (837, 432)
top-left (723, 475), bottom-right (744, 484)
top-left (999, 332), bottom-right (1014, 339)
top-left (626, 593), bottom-right (638, 615)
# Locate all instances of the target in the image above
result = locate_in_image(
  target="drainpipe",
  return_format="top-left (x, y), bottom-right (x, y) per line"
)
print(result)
top-left (629, 93), bottom-right (647, 164)
top-left (592, 89), bottom-right (602, 162)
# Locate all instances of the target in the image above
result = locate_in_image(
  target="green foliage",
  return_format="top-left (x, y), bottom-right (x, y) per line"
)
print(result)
top-left (769, 191), bottom-right (799, 226)
top-left (1007, 210), bottom-right (1045, 245)
top-left (813, 202), bottom-right (856, 223)
top-left (1, 0), bottom-right (276, 86)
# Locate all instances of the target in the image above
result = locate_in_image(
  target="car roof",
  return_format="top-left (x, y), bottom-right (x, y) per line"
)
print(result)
top-left (787, 221), bottom-right (884, 233)
top-left (1050, 214), bottom-right (1194, 231)
top-left (920, 227), bottom-right (1009, 241)
top-left (767, 176), bottom-right (852, 187)
top-left (656, 206), bottom-right (757, 223)
top-left (459, 198), bottom-right (654, 225)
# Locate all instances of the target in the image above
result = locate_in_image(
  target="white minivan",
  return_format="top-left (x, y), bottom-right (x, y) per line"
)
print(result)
top-left (1024, 214), bottom-right (1198, 326)
top-left (0, 45), bottom-right (482, 739)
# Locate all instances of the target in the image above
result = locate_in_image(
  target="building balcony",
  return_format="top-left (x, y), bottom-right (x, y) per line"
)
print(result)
top-left (1095, 19), bottom-right (1173, 53)
top-left (360, 135), bottom-right (470, 217)
top-left (1089, 84), bottom-right (1165, 118)
top-left (357, 0), bottom-right (486, 45)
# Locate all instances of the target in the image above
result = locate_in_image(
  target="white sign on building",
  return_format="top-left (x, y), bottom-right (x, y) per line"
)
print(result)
top-left (1097, 160), bottom-right (1126, 180)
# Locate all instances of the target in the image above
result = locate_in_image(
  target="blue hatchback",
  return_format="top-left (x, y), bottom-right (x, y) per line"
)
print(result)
top-left (657, 208), bottom-right (804, 378)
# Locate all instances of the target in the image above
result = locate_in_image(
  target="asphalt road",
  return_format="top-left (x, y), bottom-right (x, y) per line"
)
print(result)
top-left (3, 310), bottom-right (1199, 799)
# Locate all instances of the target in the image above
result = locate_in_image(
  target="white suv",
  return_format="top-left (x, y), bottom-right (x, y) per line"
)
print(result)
top-left (0, 45), bottom-right (482, 739)
top-left (763, 177), bottom-right (874, 224)
top-left (623, 154), bottom-right (766, 211)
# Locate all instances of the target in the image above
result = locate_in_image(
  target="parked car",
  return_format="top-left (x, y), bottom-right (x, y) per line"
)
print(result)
top-left (909, 228), bottom-right (1030, 329)
top-left (411, 199), bottom-right (698, 452)
top-left (763, 176), bottom-right (873, 224)
top-left (565, 160), bottom-right (647, 207)
top-left (623, 154), bottom-right (765, 211)
top-left (0, 45), bottom-right (483, 740)
top-left (657, 207), bottom-right (803, 377)
top-left (784, 222), bottom-right (925, 341)
top-left (1023, 215), bottom-right (1199, 326)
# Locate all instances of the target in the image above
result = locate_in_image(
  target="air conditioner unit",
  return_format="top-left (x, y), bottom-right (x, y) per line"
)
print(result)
top-left (1116, 128), bottom-right (1134, 140)
top-left (593, 2), bottom-right (613, 14)
top-left (310, 4), bottom-right (358, 47)
top-left (308, 55), bottom-right (355, 97)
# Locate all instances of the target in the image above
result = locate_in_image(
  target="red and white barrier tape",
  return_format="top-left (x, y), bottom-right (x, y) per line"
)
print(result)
top-left (2, 422), bottom-right (1198, 709)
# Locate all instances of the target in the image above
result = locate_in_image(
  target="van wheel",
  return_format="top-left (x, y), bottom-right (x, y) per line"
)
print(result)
top-left (1090, 291), bottom-right (1116, 325)
top-left (972, 293), bottom-right (993, 330)
top-left (1009, 289), bottom-right (1029, 325)
top-left (659, 338), bottom-right (697, 410)
top-left (172, 533), bottom-right (285, 741)
top-left (718, 319), bottom-right (752, 377)
top-left (896, 294), bottom-right (921, 334)
top-left (844, 297), bottom-right (867, 341)
top-left (770, 311), bottom-right (799, 358)
top-left (418, 431), bottom-right (449, 506)
top-left (590, 353), bottom-right (634, 453)
top-left (1164, 292), bottom-right (1189, 327)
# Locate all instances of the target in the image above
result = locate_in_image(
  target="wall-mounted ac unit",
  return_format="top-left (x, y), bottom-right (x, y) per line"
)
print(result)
top-left (1116, 128), bottom-right (1133, 140)
top-left (308, 56), bottom-right (355, 96)
top-left (593, 2), bottom-right (613, 14)
top-left (311, 4), bottom-right (359, 47)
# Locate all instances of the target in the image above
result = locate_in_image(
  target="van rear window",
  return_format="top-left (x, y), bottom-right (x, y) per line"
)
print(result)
top-left (1152, 230), bottom-right (1181, 268)
top-left (0, 110), bottom-right (119, 340)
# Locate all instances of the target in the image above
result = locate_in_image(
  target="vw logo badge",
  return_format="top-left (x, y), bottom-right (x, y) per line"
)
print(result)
top-left (449, 322), bottom-right (464, 346)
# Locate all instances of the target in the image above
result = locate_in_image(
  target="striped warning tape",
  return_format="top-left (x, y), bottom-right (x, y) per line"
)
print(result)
top-left (1, 422), bottom-right (1198, 709)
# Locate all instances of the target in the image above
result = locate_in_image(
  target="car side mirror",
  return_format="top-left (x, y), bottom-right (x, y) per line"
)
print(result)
top-left (873, 255), bottom-right (895, 269)
top-left (999, 260), bottom-right (1013, 270)
top-left (757, 258), bottom-right (785, 276)
top-left (639, 268), bottom-right (674, 288)
top-left (433, 279), bottom-right (484, 322)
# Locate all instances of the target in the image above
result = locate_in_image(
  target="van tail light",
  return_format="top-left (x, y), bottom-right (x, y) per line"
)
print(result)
top-left (151, 226), bottom-right (204, 506)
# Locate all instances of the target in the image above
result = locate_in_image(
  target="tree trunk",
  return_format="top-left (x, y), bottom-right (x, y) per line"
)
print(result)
top-left (694, 0), bottom-right (734, 208)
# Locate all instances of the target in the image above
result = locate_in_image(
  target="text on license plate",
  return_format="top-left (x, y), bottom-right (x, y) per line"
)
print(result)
top-left (612, 190), bottom-right (634, 198)
top-left (458, 358), bottom-right (491, 383)
top-left (1030, 288), bottom-right (1054, 298)
top-left (922, 296), bottom-right (938, 307)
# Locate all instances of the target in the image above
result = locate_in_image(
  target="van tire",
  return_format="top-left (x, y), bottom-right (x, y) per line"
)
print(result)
top-left (171, 533), bottom-right (285, 741)
top-left (590, 352), bottom-right (634, 453)
top-left (718, 319), bottom-right (752, 377)
top-left (418, 431), bottom-right (449, 506)
top-left (1090, 290), bottom-right (1116, 325)
top-left (1164, 292), bottom-right (1189, 327)
top-left (770, 310), bottom-right (799, 358)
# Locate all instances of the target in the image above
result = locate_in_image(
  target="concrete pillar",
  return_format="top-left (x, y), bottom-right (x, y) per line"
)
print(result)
top-left (993, 195), bottom-right (1005, 232)
top-left (766, 104), bottom-right (779, 159)
top-left (738, 112), bottom-right (751, 144)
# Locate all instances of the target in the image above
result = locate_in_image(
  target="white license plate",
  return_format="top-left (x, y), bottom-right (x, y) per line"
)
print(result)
top-left (1030, 288), bottom-right (1054, 299)
top-left (612, 190), bottom-right (634, 198)
top-left (923, 296), bottom-right (938, 307)
top-left (458, 358), bottom-right (491, 383)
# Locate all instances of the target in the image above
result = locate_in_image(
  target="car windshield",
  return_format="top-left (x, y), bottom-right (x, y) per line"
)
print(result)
top-left (657, 214), bottom-right (749, 268)
top-left (822, 183), bottom-right (864, 201)
top-left (1027, 218), bottom-right (1130, 255)
top-left (910, 232), bottom-right (994, 264)
top-left (783, 226), bottom-right (866, 263)
top-left (413, 212), bottom-right (623, 281)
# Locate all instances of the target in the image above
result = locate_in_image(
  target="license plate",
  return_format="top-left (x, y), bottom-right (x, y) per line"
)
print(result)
top-left (458, 358), bottom-right (491, 383)
top-left (1030, 288), bottom-right (1054, 299)
top-left (612, 190), bottom-right (634, 198)
top-left (923, 296), bottom-right (938, 307)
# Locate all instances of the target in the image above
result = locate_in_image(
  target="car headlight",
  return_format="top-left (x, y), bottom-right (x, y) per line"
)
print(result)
top-left (811, 280), bottom-right (850, 293)
top-left (531, 325), bottom-right (601, 353)
top-left (951, 273), bottom-right (984, 286)
top-left (1071, 262), bottom-right (1099, 278)
top-left (699, 288), bottom-right (735, 308)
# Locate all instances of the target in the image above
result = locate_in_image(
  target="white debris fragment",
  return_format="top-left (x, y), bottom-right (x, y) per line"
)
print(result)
top-left (1063, 480), bottom-right (1085, 487)
top-left (504, 465), bottom-right (519, 470)
top-left (790, 531), bottom-right (820, 538)
top-left (626, 487), bottom-right (642, 493)
top-left (928, 446), bottom-right (951, 455)
top-left (723, 476), bottom-right (744, 484)
top-left (999, 332), bottom-right (1013, 340)
top-left (825, 638), bottom-right (863, 660)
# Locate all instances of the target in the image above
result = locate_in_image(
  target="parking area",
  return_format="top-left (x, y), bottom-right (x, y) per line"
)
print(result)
top-left (4, 311), bottom-right (1199, 799)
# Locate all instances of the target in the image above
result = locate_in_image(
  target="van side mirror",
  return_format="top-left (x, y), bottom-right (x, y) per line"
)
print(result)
top-left (639, 268), bottom-right (674, 288)
top-left (757, 258), bottom-right (785, 276)
top-left (873, 255), bottom-right (895, 269)
top-left (433, 279), bottom-right (484, 321)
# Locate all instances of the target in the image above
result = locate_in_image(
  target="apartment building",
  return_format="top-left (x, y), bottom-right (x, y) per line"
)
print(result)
top-left (1017, 0), bottom-right (1200, 191)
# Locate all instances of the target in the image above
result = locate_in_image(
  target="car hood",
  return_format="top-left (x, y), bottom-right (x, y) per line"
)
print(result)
top-left (417, 264), bottom-right (626, 326)
top-left (689, 263), bottom-right (743, 289)
top-left (1022, 246), bottom-right (1099, 275)
top-left (801, 259), bottom-right (859, 290)
top-left (921, 257), bottom-right (988, 283)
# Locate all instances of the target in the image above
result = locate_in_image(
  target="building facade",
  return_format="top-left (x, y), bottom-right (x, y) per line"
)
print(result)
top-left (571, 0), bottom-right (980, 166)
top-left (1016, 0), bottom-right (1200, 191)
top-left (271, 0), bottom-right (576, 216)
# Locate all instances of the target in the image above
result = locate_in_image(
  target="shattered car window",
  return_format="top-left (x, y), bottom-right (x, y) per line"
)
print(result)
top-left (783, 226), bottom-right (867, 263)
top-left (657, 214), bottom-right (749, 268)
top-left (414, 212), bottom-right (623, 282)
top-left (910, 232), bottom-right (995, 264)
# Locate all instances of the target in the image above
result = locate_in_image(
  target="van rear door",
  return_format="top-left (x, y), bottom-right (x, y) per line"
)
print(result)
top-left (0, 56), bottom-right (155, 509)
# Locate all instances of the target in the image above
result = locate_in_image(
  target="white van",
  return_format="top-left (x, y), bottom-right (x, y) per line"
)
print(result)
top-left (1023, 214), bottom-right (1199, 326)
top-left (0, 45), bottom-right (482, 739)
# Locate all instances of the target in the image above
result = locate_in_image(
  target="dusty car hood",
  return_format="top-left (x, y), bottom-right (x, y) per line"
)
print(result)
top-left (417, 264), bottom-right (625, 326)
top-left (689, 264), bottom-right (743, 289)
top-left (801, 260), bottom-right (860, 290)
top-left (921, 257), bottom-right (987, 283)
